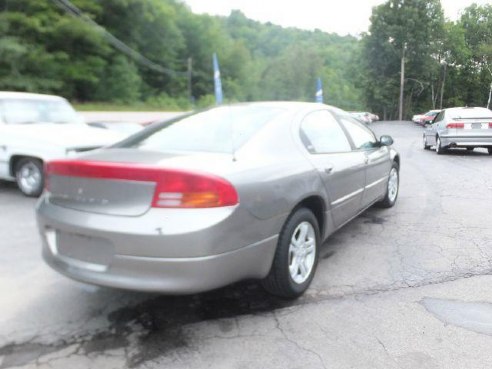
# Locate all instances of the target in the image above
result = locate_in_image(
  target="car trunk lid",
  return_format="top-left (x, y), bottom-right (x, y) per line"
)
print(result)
top-left (46, 149), bottom-right (237, 216)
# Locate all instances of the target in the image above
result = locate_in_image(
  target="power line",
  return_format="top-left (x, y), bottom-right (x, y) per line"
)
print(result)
top-left (51, 0), bottom-right (188, 77)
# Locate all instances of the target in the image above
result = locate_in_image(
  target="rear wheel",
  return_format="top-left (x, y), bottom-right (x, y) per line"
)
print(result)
top-left (435, 136), bottom-right (446, 155)
top-left (488, 148), bottom-right (492, 155)
top-left (423, 135), bottom-right (431, 150)
top-left (262, 208), bottom-right (320, 298)
top-left (376, 161), bottom-right (399, 208)
top-left (15, 158), bottom-right (44, 197)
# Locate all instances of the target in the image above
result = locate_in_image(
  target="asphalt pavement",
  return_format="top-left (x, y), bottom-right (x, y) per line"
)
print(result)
top-left (1, 121), bottom-right (492, 369)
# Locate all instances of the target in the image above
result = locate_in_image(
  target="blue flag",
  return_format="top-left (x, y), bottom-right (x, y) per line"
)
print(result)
top-left (315, 78), bottom-right (323, 103)
top-left (213, 53), bottom-right (223, 105)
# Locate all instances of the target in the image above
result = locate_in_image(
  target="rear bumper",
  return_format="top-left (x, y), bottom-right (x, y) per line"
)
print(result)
top-left (440, 135), bottom-right (492, 147)
top-left (41, 235), bottom-right (277, 294)
top-left (36, 195), bottom-right (279, 294)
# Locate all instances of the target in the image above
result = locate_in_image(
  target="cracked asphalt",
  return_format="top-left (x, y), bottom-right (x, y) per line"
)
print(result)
top-left (1, 121), bottom-right (492, 369)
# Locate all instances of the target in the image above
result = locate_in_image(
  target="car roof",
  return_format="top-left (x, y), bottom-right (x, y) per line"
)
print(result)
top-left (227, 101), bottom-right (333, 110)
top-left (204, 101), bottom-right (344, 118)
top-left (444, 106), bottom-right (492, 115)
top-left (0, 91), bottom-right (66, 101)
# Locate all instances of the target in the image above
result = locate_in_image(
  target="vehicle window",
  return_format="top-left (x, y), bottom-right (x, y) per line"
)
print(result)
top-left (300, 110), bottom-right (351, 154)
top-left (339, 116), bottom-right (378, 150)
top-left (0, 99), bottom-right (80, 124)
top-left (121, 105), bottom-right (286, 153)
top-left (434, 111), bottom-right (444, 123)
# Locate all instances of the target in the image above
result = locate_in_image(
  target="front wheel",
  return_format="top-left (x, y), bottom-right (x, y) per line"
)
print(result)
top-left (261, 208), bottom-right (320, 298)
top-left (15, 158), bottom-right (44, 197)
top-left (376, 161), bottom-right (399, 208)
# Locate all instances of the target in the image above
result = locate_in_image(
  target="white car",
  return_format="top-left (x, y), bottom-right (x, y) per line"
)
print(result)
top-left (0, 92), bottom-right (125, 196)
top-left (412, 114), bottom-right (425, 123)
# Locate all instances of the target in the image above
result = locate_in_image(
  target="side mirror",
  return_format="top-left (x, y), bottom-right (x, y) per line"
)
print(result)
top-left (379, 135), bottom-right (394, 146)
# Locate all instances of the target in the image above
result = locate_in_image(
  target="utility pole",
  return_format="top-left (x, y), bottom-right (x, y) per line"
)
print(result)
top-left (487, 82), bottom-right (492, 110)
top-left (398, 43), bottom-right (406, 121)
top-left (187, 57), bottom-right (193, 104)
top-left (439, 62), bottom-right (447, 109)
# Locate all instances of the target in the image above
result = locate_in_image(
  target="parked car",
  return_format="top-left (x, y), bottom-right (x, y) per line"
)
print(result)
top-left (412, 114), bottom-right (425, 124)
top-left (349, 111), bottom-right (372, 124)
top-left (369, 113), bottom-right (380, 122)
top-left (422, 106), bottom-right (492, 154)
top-left (37, 102), bottom-right (400, 298)
top-left (418, 109), bottom-right (441, 126)
top-left (0, 92), bottom-right (125, 196)
top-left (87, 121), bottom-right (144, 136)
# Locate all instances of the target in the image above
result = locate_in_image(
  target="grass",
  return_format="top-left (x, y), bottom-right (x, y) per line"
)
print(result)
top-left (73, 102), bottom-right (188, 112)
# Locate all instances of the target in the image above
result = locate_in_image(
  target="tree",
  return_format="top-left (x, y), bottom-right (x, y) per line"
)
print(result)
top-left (362, 0), bottom-right (445, 118)
top-left (457, 4), bottom-right (492, 107)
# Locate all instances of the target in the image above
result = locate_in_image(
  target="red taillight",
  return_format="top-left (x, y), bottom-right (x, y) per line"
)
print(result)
top-left (46, 160), bottom-right (239, 208)
top-left (446, 122), bottom-right (464, 129)
top-left (488, 123), bottom-right (492, 128)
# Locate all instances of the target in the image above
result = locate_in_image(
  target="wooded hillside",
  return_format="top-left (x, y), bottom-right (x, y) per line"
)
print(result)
top-left (1, 0), bottom-right (491, 118)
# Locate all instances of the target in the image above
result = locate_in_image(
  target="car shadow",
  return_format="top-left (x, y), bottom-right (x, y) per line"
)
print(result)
top-left (0, 180), bottom-right (18, 192)
top-left (426, 148), bottom-right (490, 156)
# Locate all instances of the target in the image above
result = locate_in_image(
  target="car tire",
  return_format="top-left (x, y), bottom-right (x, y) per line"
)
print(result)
top-left (15, 158), bottom-right (44, 197)
top-left (423, 135), bottom-right (431, 150)
top-left (261, 208), bottom-right (320, 299)
top-left (488, 148), bottom-right (492, 155)
top-left (466, 147), bottom-right (474, 151)
top-left (435, 136), bottom-right (446, 155)
top-left (376, 161), bottom-right (399, 208)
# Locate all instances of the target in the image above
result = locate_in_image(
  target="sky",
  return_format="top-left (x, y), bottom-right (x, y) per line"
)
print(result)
top-left (182, 0), bottom-right (491, 36)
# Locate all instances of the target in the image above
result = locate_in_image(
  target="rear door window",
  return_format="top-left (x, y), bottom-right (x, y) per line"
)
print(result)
top-left (338, 116), bottom-right (378, 150)
top-left (300, 110), bottom-right (351, 154)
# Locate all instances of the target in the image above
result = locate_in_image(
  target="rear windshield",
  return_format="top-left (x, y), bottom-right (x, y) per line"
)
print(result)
top-left (119, 105), bottom-right (286, 153)
top-left (450, 108), bottom-right (492, 119)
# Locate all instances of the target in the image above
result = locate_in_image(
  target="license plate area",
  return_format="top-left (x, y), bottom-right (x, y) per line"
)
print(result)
top-left (48, 229), bottom-right (115, 268)
top-left (472, 123), bottom-right (482, 129)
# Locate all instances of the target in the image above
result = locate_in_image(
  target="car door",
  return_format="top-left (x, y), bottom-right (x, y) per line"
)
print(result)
top-left (0, 104), bottom-right (9, 179)
top-left (299, 110), bottom-right (366, 228)
top-left (337, 115), bottom-right (391, 207)
top-left (426, 111), bottom-right (444, 145)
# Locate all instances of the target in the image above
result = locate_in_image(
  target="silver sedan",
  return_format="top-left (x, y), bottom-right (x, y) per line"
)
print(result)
top-left (423, 107), bottom-right (492, 154)
top-left (36, 102), bottom-right (400, 298)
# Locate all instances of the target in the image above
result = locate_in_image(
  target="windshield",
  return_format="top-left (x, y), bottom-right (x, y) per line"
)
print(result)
top-left (0, 98), bottom-right (81, 124)
top-left (425, 111), bottom-right (439, 117)
top-left (120, 105), bottom-right (286, 154)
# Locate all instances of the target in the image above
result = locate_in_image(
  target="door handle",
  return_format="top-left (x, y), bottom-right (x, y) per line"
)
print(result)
top-left (324, 165), bottom-right (334, 174)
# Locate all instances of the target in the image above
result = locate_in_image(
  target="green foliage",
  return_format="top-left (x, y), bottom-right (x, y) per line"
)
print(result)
top-left (362, 1), bottom-right (492, 118)
top-left (0, 0), bottom-right (365, 109)
top-left (3, 0), bottom-right (490, 114)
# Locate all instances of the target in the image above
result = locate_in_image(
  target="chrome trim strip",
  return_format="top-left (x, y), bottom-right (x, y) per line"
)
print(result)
top-left (331, 188), bottom-right (364, 206)
top-left (116, 235), bottom-right (280, 262)
top-left (365, 176), bottom-right (387, 190)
